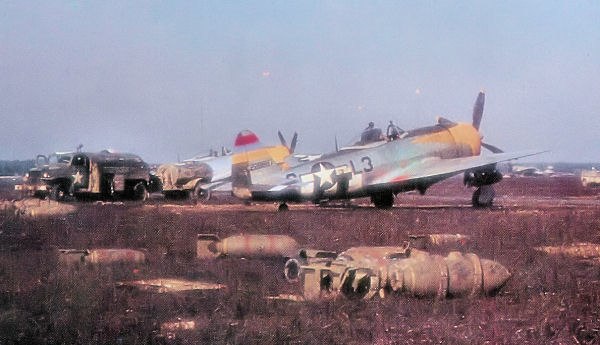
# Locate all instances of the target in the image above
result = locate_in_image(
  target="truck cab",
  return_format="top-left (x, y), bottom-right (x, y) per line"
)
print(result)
top-left (15, 152), bottom-right (73, 198)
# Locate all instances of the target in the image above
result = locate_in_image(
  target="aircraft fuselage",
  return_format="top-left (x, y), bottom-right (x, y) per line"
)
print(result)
top-left (245, 122), bottom-right (481, 203)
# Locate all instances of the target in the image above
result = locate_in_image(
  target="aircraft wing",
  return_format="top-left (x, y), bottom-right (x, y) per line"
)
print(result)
top-left (285, 153), bottom-right (323, 166)
top-left (370, 150), bottom-right (546, 186)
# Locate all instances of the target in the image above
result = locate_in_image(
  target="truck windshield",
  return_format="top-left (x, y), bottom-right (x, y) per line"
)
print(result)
top-left (48, 154), bottom-right (73, 165)
top-left (72, 154), bottom-right (89, 167)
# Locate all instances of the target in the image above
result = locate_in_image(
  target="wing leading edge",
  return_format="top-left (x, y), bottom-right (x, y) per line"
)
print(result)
top-left (370, 150), bottom-right (546, 186)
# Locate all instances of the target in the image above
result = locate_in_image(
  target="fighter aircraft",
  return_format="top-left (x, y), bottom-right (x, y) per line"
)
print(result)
top-left (231, 92), bottom-right (543, 209)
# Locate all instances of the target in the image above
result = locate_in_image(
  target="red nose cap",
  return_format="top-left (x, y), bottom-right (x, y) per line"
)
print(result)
top-left (234, 130), bottom-right (260, 147)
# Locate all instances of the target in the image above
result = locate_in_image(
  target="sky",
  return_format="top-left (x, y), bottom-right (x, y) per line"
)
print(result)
top-left (1, 1), bottom-right (599, 163)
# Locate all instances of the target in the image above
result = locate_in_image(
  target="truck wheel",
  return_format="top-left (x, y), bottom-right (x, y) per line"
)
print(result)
top-left (34, 191), bottom-right (48, 200)
top-left (133, 182), bottom-right (148, 201)
top-left (49, 184), bottom-right (65, 201)
top-left (101, 176), bottom-right (115, 199)
top-left (190, 183), bottom-right (211, 204)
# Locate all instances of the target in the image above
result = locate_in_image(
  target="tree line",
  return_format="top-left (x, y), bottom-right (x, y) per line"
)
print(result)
top-left (0, 160), bottom-right (35, 176)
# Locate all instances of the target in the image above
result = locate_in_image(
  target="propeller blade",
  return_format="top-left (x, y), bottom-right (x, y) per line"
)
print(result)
top-left (335, 135), bottom-right (339, 152)
top-left (277, 131), bottom-right (287, 147)
top-left (472, 91), bottom-right (485, 130)
top-left (290, 132), bottom-right (298, 154)
top-left (481, 142), bottom-right (504, 154)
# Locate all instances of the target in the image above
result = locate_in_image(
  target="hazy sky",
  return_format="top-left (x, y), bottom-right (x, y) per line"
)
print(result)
top-left (1, 1), bottom-right (599, 162)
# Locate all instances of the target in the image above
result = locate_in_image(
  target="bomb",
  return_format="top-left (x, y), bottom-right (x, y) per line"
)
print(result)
top-left (58, 248), bottom-right (147, 265)
top-left (197, 233), bottom-right (299, 259)
top-left (285, 245), bottom-right (511, 300)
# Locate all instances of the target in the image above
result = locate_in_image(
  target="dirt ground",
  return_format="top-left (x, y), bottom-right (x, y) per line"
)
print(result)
top-left (0, 176), bottom-right (599, 344)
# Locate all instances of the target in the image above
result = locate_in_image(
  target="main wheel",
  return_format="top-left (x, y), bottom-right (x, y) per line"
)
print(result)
top-left (278, 203), bottom-right (289, 212)
top-left (472, 185), bottom-right (495, 207)
top-left (371, 192), bottom-right (394, 209)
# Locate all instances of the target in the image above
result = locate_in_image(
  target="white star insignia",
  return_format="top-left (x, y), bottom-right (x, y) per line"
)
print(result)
top-left (313, 163), bottom-right (335, 188)
top-left (73, 171), bottom-right (83, 184)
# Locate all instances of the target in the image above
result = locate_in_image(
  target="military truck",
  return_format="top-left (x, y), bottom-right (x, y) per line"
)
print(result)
top-left (155, 150), bottom-right (231, 202)
top-left (42, 150), bottom-right (151, 201)
top-left (15, 152), bottom-right (73, 198)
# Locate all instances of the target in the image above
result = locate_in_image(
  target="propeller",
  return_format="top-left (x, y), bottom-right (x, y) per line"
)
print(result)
top-left (471, 91), bottom-right (504, 154)
top-left (278, 131), bottom-right (298, 154)
top-left (290, 132), bottom-right (298, 154)
top-left (481, 142), bottom-right (504, 154)
top-left (464, 91), bottom-right (504, 191)
top-left (472, 91), bottom-right (485, 130)
top-left (277, 131), bottom-right (287, 147)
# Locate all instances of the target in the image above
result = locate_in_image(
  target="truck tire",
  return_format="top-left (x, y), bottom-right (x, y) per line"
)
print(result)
top-left (49, 184), bottom-right (65, 201)
top-left (101, 175), bottom-right (115, 199)
top-left (190, 183), bottom-right (211, 204)
top-left (132, 182), bottom-right (148, 201)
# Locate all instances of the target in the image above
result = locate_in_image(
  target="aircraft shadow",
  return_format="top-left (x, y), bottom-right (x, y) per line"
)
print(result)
top-left (312, 203), bottom-right (495, 211)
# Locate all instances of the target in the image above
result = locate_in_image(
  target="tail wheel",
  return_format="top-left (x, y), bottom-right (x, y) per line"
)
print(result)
top-left (132, 182), bottom-right (148, 201)
top-left (371, 192), bottom-right (394, 209)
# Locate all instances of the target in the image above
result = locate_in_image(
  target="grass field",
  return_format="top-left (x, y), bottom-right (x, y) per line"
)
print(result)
top-left (0, 176), bottom-right (599, 344)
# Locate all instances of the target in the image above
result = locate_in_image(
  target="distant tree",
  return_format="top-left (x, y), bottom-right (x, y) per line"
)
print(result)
top-left (0, 160), bottom-right (35, 176)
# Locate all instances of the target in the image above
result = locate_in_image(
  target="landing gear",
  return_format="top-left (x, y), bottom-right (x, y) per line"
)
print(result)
top-left (371, 192), bottom-right (394, 209)
top-left (278, 203), bottom-right (289, 212)
top-left (472, 185), bottom-right (495, 208)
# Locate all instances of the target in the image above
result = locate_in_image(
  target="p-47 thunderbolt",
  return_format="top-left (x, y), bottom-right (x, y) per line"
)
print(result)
top-left (232, 92), bottom-right (542, 209)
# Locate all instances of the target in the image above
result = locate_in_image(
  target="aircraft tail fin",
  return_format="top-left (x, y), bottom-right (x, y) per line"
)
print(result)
top-left (233, 130), bottom-right (263, 153)
top-left (231, 130), bottom-right (291, 199)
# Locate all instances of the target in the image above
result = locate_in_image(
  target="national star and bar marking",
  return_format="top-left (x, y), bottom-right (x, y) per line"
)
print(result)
top-left (72, 171), bottom-right (83, 184)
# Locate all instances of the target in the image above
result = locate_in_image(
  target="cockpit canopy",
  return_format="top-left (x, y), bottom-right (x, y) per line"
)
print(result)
top-left (359, 127), bottom-right (384, 145)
